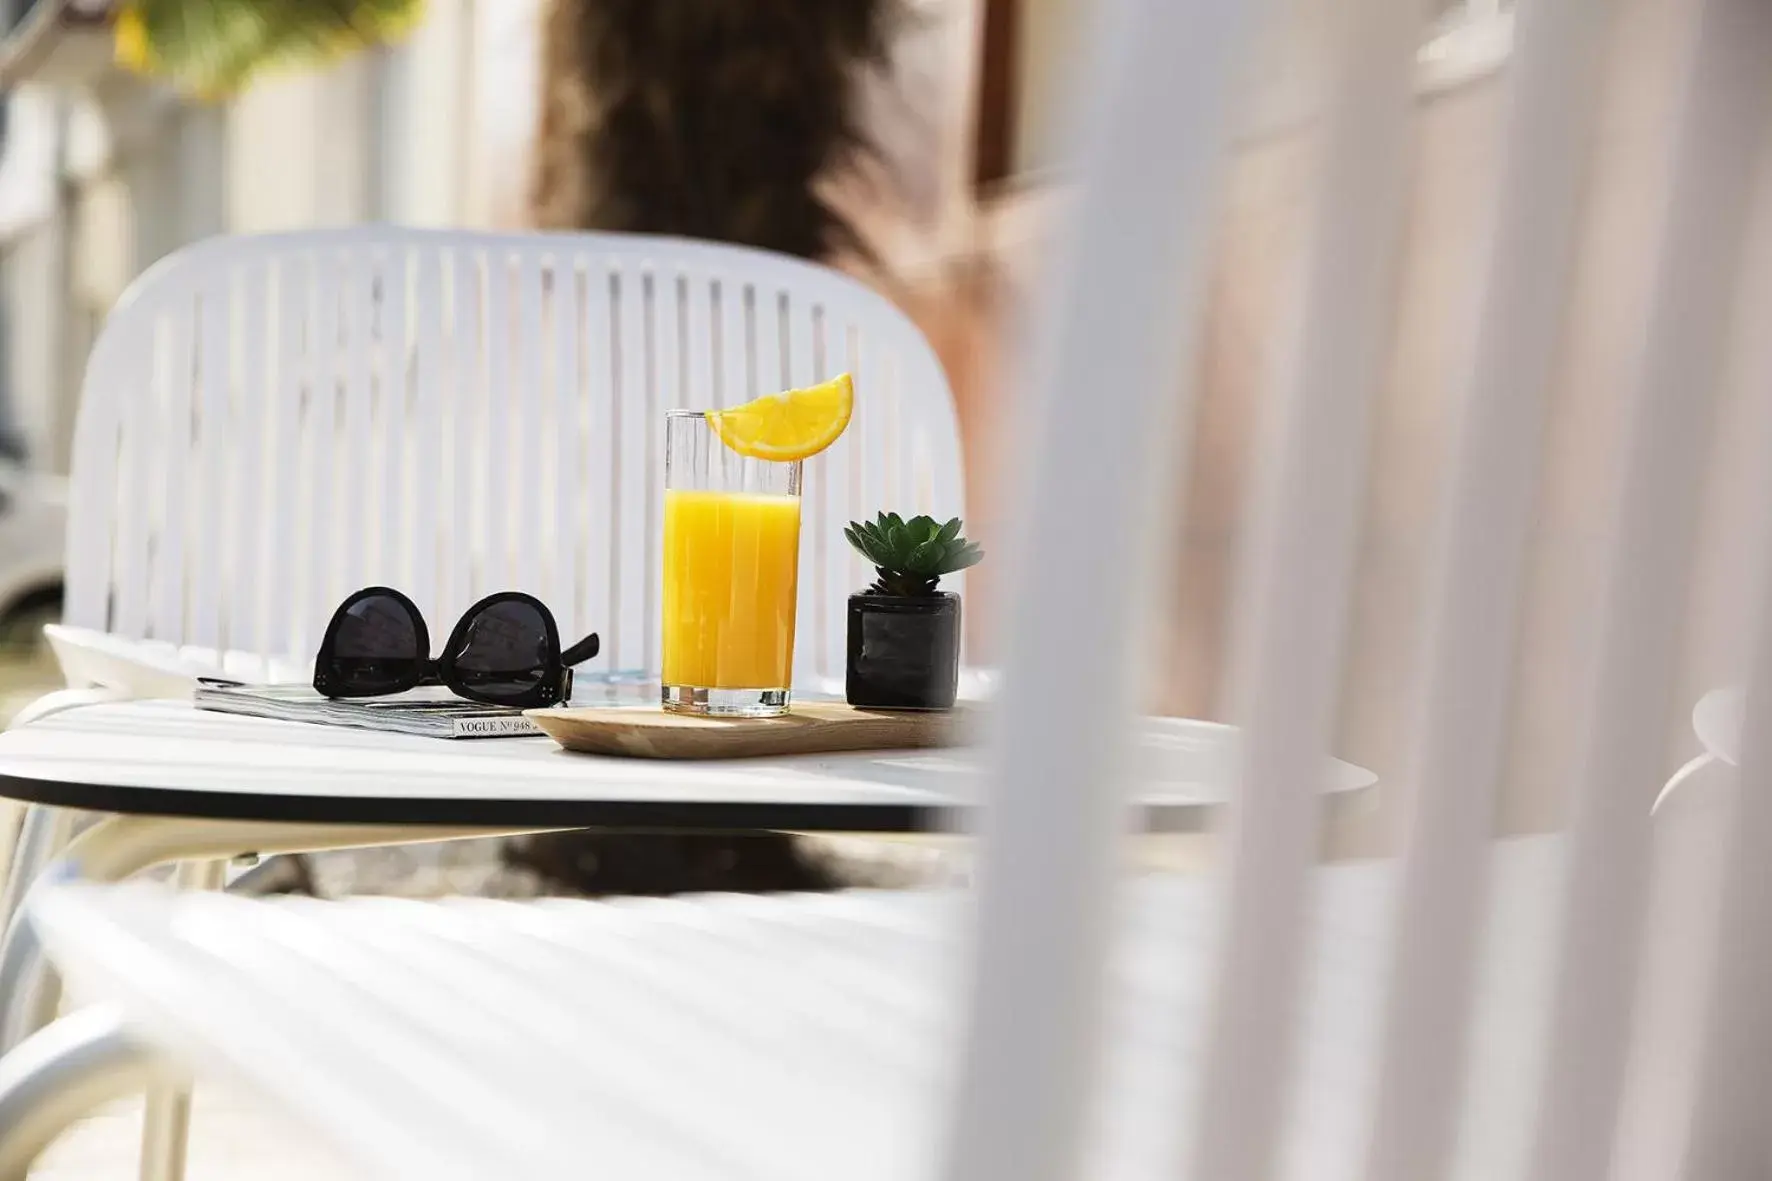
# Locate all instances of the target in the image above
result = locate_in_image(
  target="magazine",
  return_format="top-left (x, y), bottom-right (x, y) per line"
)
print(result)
top-left (194, 681), bottom-right (546, 739)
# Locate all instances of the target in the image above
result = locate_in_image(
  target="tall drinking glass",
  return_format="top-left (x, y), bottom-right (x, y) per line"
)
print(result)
top-left (661, 410), bottom-right (803, 715)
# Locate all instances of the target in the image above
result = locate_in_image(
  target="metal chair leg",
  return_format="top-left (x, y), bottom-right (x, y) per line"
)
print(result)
top-left (0, 687), bottom-right (130, 936)
top-left (0, 806), bottom-right (76, 943)
top-left (139, 859), bottom-right (226, 1181)
top-left (0, 1006), bottom-right (164, 1181)
top-left (0, 808), bottom-right (81, 1055)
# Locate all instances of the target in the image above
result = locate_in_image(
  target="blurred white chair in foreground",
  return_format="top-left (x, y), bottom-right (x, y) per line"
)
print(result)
top-left (5, 0), bottom-right (1772, 1175)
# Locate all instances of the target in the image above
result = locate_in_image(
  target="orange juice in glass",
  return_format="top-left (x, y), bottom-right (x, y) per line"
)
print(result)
top-left (661, 409), bottom-right (802, 715)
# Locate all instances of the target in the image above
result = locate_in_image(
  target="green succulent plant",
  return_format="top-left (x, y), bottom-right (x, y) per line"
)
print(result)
top-left (844, 513), bottom-right (983, 597)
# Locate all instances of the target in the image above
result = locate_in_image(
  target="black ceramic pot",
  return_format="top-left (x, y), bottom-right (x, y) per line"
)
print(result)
top-left (846, 592), bottom-right (961, 710)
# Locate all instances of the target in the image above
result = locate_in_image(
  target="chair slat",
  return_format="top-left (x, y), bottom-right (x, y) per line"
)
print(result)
top-left (339, 250), bottom-right (376, 596)
top-left (846, 319), bottom-right (875, 560)
top-left (304, 252), bottom-right (343, 638)
top-left (410, 248), bottom-right (444, 621)
top-left (1680, 233), bottom-right (1772, 1175)
top-left (718, 273), bottom-right (748, 407)
top-left (753, 283), bottom-right (783, 400)
top-left (266, 255), bottom-right (307, 660)
top-left (644, 269), bottom-right (682, 676)
top-left (788, 297), bottom-right (831, 682)
top-left (98, 322), bottom-right (147, 638)
top-left (228, 262), bottom-right (272, 667)
top-left (481, 252), bottom-right (515, 605)
top-left (1361, 2), bottom-right (1616, 1177)
top-left (61, 317), bottom-right (126, 629)
top-left (812, 321), bottom-right (862, 688)
top-left (547, 258), bottom-right (584, 640)
top-left (148, 299), bottom-right (195, 644)
top-left (943, 0), bottom-right (1264, 1178)
top-left (1526, 3), bottom-right (1772, 1177)
top-left (533, 260), bottom-right (563, 629)
top-left (379, 246), bottom-right (413, 597)
top-left (187, 280), bottom-right (230, 655)
top-left (444, 248), bottom-right (477, 627)
top-left (614, 264), bottom-right (651, 673)
top-left (581, 260), bottom-right (616, 666)
top-left (1189, 1), bottom-right (1425, 1176)
top-left (684, 271), bottom-right (715, 409)
top-left (884, 350), bottom-right (911, 518)
top-left (514, 253), bottom-right (545, 596)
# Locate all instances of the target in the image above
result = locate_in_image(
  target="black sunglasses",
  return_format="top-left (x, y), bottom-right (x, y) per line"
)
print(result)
top-left (313, 587), bottom-right (600, 709)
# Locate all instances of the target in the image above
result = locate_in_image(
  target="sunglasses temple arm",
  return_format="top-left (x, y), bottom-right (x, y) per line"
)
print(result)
top-left (561, 633), bottom-right (600, 667)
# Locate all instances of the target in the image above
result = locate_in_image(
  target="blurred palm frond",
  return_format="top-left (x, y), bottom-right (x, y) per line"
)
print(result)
top-left (114, 0), bottom-right (423, 96)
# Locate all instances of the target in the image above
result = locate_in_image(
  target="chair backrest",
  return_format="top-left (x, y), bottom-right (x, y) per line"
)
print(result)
top-left (954, 0), bottom-right (1772, 1179)
top-left (60, 227), bottom-right (962, 688)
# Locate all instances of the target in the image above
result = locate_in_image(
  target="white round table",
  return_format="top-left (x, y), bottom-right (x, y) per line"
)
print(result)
top-left (0, 700), bottom-right (1377, 834)
top-left (0, 698), bottom-right (1379, 1164)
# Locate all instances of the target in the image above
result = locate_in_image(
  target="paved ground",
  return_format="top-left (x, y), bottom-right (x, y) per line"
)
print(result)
top-left (34, 1094), bottom-right (361, 1181)
top-left (0, 643), bottom-right (58, 726)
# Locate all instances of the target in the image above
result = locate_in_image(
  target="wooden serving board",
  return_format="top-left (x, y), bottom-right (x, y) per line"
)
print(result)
top-left (526, 702), bottom-right (969, 760)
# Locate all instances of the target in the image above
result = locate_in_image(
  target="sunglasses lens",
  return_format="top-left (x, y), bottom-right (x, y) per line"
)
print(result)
top-left (319, 592), bottom-right (426, 696)
top-left (448, 598), bottom-right (552, 703)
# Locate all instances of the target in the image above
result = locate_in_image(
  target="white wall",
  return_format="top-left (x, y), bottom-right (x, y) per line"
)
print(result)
top-left (375, 0), bottom-right (479, 228)
top-left (223, 0), bottom-right (483, 232)
top-left (226, 63), bottom-right (373, 232)
top-left (0, 88), bottom-right (65, 468)
top-left (0, 220), bottom-right (65, 465)
top-left (463, 0), bottom-right (540, 226)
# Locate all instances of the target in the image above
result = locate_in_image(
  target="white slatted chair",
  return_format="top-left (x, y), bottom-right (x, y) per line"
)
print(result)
top-left (58, 228), bottom-right (960, 688)
top-left (1, 225), bottom-right (962, 909)
top-left (5, 0), bottom-right (1772, 1177)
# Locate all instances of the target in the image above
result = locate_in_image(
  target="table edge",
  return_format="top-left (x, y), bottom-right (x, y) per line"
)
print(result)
top-left (0, 770), bottom-right (949, 832)
top-left (0, 770), bottom-right (1228, 834)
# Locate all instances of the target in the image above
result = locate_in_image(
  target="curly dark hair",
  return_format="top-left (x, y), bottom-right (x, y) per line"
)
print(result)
top-left (530, 0), bottom-right (899, 262)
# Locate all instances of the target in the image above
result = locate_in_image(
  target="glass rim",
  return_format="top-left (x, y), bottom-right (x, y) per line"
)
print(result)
top-left (664, 408), bottom-right (709, 420)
